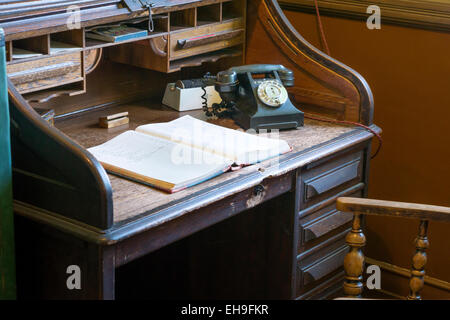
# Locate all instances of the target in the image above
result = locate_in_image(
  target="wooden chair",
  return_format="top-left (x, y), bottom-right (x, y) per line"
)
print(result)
top-left (336, 197), bottom-right (450, 300)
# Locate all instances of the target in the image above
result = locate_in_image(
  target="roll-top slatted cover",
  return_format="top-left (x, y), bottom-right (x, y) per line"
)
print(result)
top-left (0, 0), bottom-right (125, 39)
top-left (0, 0), bottom-right (121, 22)
top-left (0, 0), bottom-right (199, 21)
top-left (0, 0), bottom-right (204, 39)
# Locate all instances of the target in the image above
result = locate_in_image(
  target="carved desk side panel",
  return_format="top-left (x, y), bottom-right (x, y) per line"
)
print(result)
top-left (246, 0), bottom-right (374, 125)
top-left (8, 80), bottom-right (113, 229)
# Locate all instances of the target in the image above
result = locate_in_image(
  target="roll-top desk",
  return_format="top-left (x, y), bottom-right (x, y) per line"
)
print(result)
top-left (1, 0), bottom-right (380, 299)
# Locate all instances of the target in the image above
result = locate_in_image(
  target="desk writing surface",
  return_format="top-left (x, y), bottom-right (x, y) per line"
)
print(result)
top-left (55, 100), bottom-right (356, 224)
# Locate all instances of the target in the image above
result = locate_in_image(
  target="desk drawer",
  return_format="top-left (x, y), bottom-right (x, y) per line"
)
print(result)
top-left (296, 230), bottom-right (348, 294)
top-left (302, 209), bottom-right (352, 244)
top-left (298, 187), bottom-right (363, 249)
top-left (169, 19), bottom-right (244, 60)
top-left (7, 52), bottom-right (83, 94)
top-left (298, 150), bottom-right (364, 209)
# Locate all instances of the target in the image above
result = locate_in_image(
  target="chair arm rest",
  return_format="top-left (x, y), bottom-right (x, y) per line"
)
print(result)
top-left (336, 197), bottom-right (450, 223)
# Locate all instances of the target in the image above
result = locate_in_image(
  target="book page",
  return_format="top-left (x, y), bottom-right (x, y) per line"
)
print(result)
top-left (136, 115), bottom-right (291, 165)
top-left (88, 131), bottom-right (232, 192)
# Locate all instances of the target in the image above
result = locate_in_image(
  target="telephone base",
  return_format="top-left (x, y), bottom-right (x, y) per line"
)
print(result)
top-left (232, 101), bottom-right (304, 132)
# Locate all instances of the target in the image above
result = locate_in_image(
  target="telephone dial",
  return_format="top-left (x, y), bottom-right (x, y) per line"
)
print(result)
top-left (176, 64), bottom-right (304, 131)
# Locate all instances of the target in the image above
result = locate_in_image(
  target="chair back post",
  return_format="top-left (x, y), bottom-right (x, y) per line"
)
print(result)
top-left (343, 213), bottom-right (366, 297)
top-left (407, 220), bottom-right (429, 300)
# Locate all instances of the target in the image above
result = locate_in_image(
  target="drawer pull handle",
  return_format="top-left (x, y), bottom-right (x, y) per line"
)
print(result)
top-left (303, 210), bottom-right (353, 242)
top-left (302, 246), bottom-right (348, 285)
top-left (305, 160), bottom-right (360, 199)
top-left (177, 29), bottom-right (243, 49)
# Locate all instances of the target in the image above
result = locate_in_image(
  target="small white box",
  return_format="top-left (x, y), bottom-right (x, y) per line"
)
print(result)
top-left (162, 83), bottom-right (222, 112)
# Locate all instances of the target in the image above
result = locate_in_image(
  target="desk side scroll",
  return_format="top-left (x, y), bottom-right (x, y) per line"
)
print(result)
top-left (8, 79), bottom-right (113, 229)
top-left (247, 0), bottom-right (374, 125)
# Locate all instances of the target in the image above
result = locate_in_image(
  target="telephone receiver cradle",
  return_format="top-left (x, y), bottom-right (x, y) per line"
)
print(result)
top-left (214, 64), bottom-right (304, 131)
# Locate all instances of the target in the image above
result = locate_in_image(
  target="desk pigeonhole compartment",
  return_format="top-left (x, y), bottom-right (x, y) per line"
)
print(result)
top-left (107, 0), bottom-right (246, 73)
top-left (7, 52), bottom-right (84, 94)
top-left (7, 29), bottom-right (85, 95)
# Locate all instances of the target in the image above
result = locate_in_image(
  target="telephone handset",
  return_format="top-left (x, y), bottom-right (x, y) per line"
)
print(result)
top-left (212, 64), bottom-right (304, 131)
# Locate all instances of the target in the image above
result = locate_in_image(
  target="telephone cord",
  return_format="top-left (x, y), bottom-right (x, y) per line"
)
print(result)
top-left (303, 113), bottom-right (382, 159)
top-left (201, 86), bottom-right (213, 117)
top-left (313, 0), bottom-right (330, 56)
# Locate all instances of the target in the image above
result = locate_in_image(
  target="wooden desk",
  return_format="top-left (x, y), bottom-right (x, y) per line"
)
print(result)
top-left (13, 99), bottom-right (379, 299)
top-left (4, 0), bottom-right (379, 299)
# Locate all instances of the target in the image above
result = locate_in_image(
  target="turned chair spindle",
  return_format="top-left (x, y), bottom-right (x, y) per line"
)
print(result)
top-left (337, 197), bottom-right (450, 300)
top-left (343, 213), bottom-right (366, 298)
top-left (407, 220), bottom-right (429, 300)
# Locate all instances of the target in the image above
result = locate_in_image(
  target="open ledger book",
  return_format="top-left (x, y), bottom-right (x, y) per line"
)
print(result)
top-left (88, 115), bottom-right (291, 193)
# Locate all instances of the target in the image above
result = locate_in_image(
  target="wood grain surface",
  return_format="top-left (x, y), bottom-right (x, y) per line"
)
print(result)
top-left (55, 100), bottom-right (356, 223)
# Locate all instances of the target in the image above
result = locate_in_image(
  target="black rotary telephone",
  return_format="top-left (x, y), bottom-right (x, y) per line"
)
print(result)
top-left (214, 64), bottom-right (304, 130)
top-left (177, 64), bottom-right (304, 131)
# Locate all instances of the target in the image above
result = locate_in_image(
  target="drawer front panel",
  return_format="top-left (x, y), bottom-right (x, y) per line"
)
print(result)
top-left (170, 19), bottom-right (244, 60)
top-left (296, 230), bottom-right (348, 294)
top-left (299, 150), bottom-right (364, 209)
top-left (295, 270), bottom-right (345, 300)
top-left (301, 246), bottom-right (348, 287)
top-left (7, 52), bottom-right (83, 94)
top-left (304, 210), bottom-right (352, 242)
top-left (305, 161), bottom-right (360, 200)
top-left (298, 188), bottom-right (363, 248)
